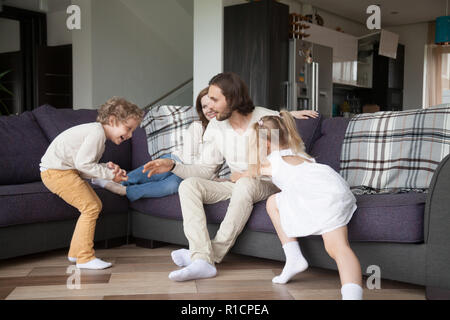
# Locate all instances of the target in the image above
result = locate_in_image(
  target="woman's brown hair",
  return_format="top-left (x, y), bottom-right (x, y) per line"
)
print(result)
top-left (209, 72), bottom-right (255, 116)
top-left (248, 111), bottom-right (311, 177)
top-left (195, 87), bottom-right (210, 131)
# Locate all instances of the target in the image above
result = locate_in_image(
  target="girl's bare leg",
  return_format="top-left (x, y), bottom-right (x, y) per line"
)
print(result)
top-left (322, 226), bottom-right (363, 299)
top-left (266, 195), bottom-right (308, 284)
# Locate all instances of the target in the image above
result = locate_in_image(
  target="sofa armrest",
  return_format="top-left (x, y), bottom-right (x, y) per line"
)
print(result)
top-left (425, 153), bottom-right (450, 290)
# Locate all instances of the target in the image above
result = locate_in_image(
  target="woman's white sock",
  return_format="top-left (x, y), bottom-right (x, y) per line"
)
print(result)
top-left (104, 182), bottom-right (127, 196)
top-left (272, 241), bottom-right (308, 284)
top-left (341, 283), bottom-right (363, 300)
top-left (91, 178), bottom-right (109, 188)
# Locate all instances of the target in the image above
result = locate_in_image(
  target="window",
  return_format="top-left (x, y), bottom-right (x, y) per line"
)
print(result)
top-left (423, 22), bottom-right (450, 108)
top-left (443, 53), bottom-right (450, 104)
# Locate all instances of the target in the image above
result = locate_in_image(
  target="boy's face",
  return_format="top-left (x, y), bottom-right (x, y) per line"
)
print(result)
top-left (108, 116), bottom-right (140, 145)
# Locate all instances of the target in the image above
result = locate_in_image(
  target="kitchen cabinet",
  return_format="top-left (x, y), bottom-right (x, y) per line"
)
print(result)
top-left (303, 22), bottom-right (358, 86)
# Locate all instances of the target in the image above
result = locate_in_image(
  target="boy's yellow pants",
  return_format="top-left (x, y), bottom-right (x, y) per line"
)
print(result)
top-left (41, 169), bottom-right (102, 264)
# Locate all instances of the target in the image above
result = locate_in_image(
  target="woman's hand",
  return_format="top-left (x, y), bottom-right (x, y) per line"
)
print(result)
top-left (230, 171), bottom-right (249, 183)
top-left (290, 110), bottom-right (319, 119)
top-left (142, 158), bottom-right (175, 178)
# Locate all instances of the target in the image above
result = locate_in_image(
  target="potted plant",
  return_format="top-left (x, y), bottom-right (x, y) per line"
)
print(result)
top-left (0, 70), bottom-right (12, 116)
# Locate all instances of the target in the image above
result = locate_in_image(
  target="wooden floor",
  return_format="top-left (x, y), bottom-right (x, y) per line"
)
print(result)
top-left (0, 244), bottom-right (425, 300)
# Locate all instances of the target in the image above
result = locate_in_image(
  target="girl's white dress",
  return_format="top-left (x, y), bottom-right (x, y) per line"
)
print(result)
top-left (267, 149), bottom-right (357, 238)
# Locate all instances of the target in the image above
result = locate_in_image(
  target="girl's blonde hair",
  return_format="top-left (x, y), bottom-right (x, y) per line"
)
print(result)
top-left (97, 97), bottom-right (144, 125)
top-left (248, 111), bottom-right (311, 177)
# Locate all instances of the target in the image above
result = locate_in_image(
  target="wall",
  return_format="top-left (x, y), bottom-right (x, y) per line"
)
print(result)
top-left (72, 0), bottom-right (194, 109)
top-left (47, 10), bottom-right (72, 46)
top-left (315, 8), bottom-right (368, 37)
top-left (193, 0), bottom-right (223, 104)
top-left (72, 0), bottom-right (93, 109)
top-left (387, 23), bottom-right (428, 110)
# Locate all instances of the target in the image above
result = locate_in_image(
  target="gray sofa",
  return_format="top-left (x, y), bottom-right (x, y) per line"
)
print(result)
top-left (1, 105), bottom-right (449, 299)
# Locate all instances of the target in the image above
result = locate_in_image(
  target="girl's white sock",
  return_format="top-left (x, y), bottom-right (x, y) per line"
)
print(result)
top-left (341, 283), bottom-right (363, 300)
top-left (272, 241), bottom-right (308, 284)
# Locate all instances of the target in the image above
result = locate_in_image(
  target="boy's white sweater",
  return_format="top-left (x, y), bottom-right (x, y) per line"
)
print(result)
top-left (40, 122), bottom-right (115, 180)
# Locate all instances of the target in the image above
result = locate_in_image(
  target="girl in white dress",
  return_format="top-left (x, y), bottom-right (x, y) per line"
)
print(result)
top-left (241, 111), bottom-right (363, 300)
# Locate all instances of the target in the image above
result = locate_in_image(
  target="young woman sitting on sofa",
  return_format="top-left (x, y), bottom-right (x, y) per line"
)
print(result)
top-left (92, 89), bottom-right (318, 201)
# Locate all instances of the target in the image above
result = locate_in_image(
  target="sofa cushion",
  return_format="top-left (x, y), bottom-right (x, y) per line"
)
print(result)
top-left (0, 112), bottom-right (50, 185)
top-left (347, 192), bottom-right (426, 243)
top-left (310, 117), bottom-right (351, 172)
top-left (32, 105), bottom-right (132, 171)
top-left (131, 191), bottom-right (426, 243)
top-left (0, 182), bottom-right (129, 228)
top-left (295, 114), bottom-right (323, 154)
top-left (131, 126), bottom-right (152, 170)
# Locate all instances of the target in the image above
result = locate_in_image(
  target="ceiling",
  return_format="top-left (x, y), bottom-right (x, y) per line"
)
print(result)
top-left (297, 0), bottom-right (448, 26)
top-left (2, 0), bottom-right (447, 26)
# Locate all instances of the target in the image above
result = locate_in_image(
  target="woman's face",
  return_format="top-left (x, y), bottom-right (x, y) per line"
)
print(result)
top-left (201, 95), bottom-right (217, 121)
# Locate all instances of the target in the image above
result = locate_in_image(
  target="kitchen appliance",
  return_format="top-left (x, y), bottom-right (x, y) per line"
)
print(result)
top-left (287, 39), bottom-right (333, 117)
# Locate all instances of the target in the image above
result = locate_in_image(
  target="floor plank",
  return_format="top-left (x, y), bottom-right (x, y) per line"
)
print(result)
top-left (104, 291), bottom-right (294, 300)
top-left (0, 244), bottom-right (426, 300)
top-left (0, 287), bottom-right (15, 300)
top-left (0, 274), bottom-right (111, 288)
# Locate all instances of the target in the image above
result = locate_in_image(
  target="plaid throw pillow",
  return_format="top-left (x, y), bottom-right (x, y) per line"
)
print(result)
top-left (141, 105), bottom-right (199, 159)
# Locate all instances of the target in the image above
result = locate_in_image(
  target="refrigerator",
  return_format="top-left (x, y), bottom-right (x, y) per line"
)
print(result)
top-left (287, 39), bottom-right (333, 118)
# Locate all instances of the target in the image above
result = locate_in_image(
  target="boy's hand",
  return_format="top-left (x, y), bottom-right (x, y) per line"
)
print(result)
top-left (108, 162), bottom-right (127, 182)
top-left (142, 158), bottom-right (174, 178)
top-left (291, 110), bottom-right (319, 119)
top-left (107, 161), bottom-right (119, 173)
top-left (113, 172), bottom-right (128, 183)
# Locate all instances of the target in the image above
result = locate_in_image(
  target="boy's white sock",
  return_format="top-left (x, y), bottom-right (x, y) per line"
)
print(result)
top-left (341, 283), bottom-right (363, 300)
top-left (91, 178), bottom-right (109, 188)
top-left (168, 259), bottom-right (217, 282)
top-left (68, 257), bottom-right (76, 263)
top-left (272, 241), bottom-right (308, 284)
top-left (171, 248), bottom-right (192, 267)
top-left (76, 258), bottom-right (112, 270)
